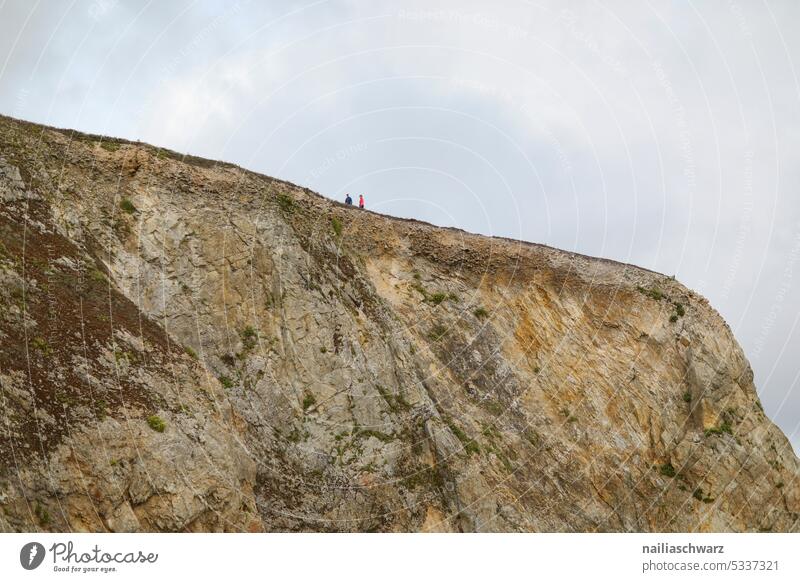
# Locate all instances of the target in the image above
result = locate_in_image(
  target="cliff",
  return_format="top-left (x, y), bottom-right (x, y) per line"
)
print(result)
top-left (0, 114), bottom-right (797, 532)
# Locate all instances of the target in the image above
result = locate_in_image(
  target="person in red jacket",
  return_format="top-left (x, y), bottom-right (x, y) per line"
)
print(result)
top-left (358, 194), bottom-right (365, 209)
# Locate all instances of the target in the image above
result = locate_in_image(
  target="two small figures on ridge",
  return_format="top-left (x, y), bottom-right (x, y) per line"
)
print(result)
top-left (344, 193), bottom-right (365, 209)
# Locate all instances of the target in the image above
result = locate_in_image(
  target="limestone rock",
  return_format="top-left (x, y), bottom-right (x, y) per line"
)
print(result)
top-left (0, 114), bottom-right (797, 532)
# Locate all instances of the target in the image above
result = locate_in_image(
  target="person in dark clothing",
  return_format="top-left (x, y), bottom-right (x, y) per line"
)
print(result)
top-left (359, 194), bottom-right (365, 209)
top-left (345, 193), bottom-right (353, 205)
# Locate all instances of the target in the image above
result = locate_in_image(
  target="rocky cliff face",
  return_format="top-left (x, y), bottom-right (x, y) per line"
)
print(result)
top-left (0, 115), bottom-right (797, 532)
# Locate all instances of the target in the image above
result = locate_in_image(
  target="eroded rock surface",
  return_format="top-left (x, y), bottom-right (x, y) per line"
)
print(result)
top-left (0, 115), bottom-right (797, 532)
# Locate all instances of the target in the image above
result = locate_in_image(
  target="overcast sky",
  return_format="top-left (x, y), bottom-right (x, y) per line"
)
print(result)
top-left (1, 0), bottom-right (798, 452)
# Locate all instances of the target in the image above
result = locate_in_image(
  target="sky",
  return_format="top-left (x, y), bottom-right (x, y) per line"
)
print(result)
top-left (0, 0), bottom-right (798, 452)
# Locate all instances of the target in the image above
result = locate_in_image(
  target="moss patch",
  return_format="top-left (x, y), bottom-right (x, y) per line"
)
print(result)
top-left (146, 415), bottom-right (166, 433)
